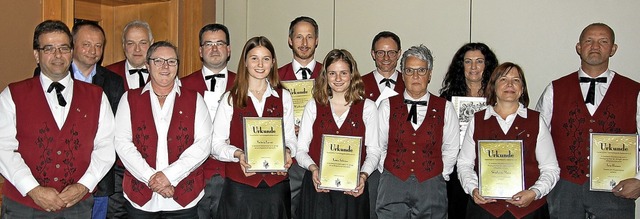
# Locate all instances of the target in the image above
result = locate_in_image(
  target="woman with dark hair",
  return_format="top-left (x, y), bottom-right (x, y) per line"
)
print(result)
top-left (440, 42), bottom-right (499, 218)
top-left (295, 49), bottom-right (382, 219)
top-left (211, 36), bottom-right (297, 219)
top-left (440, 42), bottom-right (499, 100)
top-left (457, 62), bottom-right (559, 219)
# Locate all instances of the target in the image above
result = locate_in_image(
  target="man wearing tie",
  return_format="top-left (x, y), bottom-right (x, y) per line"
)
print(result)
top-left (180, 23), bottom-right (236, 219)
top-left (362, 31), bottom-right (405, 103)
top-left (536, 23), bottom-right (640, 218)
top-left (278, 16), bottom-right (322, 81)
top-left (377, 45), bottom-right (460, 218)
top-left (106, 20), bottom-right (154, 91)
top-left (105, 19), bottom-right (154, 218)
top-left (0, 20), bottom-right (115, 218)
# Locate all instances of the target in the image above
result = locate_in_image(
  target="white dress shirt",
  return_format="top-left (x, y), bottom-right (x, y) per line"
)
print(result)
top-left (125, 60), bottom-right (149, 89)
top-left (457, 104), bottom-right (560, 199)
top-left (296, 98), bottom-right (382, 176)
top-left (536, 69), bottom-right (640, 179)
top-left (115, 79), bottom-right (213, 211)
top-left (372, 69), bottom-right (400, 92)
top-left (200, 66), bottom-right (229, 121)
top-left (378, 92), bottom-right (460, 180)
top-left (0, 73), bottom-right (115, 196)
top-left (291, 59), bottom-right (317, 80)
top-left (211, 83), bottom-right (297, 163)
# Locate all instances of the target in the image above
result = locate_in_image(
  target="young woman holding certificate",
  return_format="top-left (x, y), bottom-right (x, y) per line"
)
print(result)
top-left (456, 62), bottom-right (560, 219)
top-left (211, 36), bottom-right (297, 219)
top-left (295, 49), bottom-right (382, 219)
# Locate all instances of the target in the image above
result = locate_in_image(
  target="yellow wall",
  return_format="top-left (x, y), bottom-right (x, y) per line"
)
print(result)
top-left (0, 1), bottom-right (42, 90)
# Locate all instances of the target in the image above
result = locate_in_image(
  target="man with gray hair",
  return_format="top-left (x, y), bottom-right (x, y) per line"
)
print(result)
top-left (376, 45), bottom-right (460, 218)
top-left (107, 20), bottom-right (154, 91)
top-left (105, 19), bottom-right (155, 218)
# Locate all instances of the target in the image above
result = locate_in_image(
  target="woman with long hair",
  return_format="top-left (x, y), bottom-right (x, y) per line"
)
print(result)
top-left (295, 49), bottom-right (382, 219)
top-left (211, 36), bottom-right (297, 219)
top-left (440, 42), bottom-right (499, 100)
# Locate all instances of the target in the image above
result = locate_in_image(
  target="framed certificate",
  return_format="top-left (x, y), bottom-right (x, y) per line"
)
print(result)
top-left (589, 133), bottom-right (639, 192)
top-left (318, 134), bottom-right (362, 191)
top-left (451, 96), bottom-right (487, 143)
top-left (243, 117), bottom-right (286, 172)
top-left (477, 140), bottom-right (524, 199)
top-left (281, 79), bottom-right (315, 126)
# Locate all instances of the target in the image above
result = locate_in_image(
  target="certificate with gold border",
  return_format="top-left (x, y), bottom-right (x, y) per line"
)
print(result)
top-left (243, 117), bottom-right (286, 172)
top-left (281, 79), bottom-right (314, 125)
top-left (318, 134), bottom-right (362, 191)
top-left (478, 140), bottom-right (524, 199)
top-left (589, 133), bottom-right (638, 192)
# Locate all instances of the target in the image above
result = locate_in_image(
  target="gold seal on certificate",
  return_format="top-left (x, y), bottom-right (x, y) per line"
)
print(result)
top-left (589, 133), bottom-right (639, 192)
top-left (318, 134), bottom-right (362, 191)
top-left (477, 140), bottom-right (524, 199)
top-left (281, 79), bottom-right (314, 125)
top-left (243, 117), bottom-right (286, 172)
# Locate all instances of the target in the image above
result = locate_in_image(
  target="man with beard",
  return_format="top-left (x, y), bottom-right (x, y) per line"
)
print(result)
top-left (180, 23), bottom-right (236, 219)
top-left (278, 16), bottom-right (322, 218)
top-left (536, 23), bottom-right (640, 218)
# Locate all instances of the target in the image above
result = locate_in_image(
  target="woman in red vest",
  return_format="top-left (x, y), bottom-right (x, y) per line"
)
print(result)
top-left (295, 49), bottom-right (382, 219)
top-left (457, 62), bottom-right (560, 219)
top-left (210, 36), bottom-right (297, 219)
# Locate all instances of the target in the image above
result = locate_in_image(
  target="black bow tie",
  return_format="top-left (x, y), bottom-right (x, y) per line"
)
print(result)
top-left (379, 78), bottom-right (396, 88)
top-left (404, 99), bottom-right (428, 124)
top-left (205, 74), bottom-right (225, 92)
top-left (579, 77), bottom-right (607, 105)
top-left (47, 82), bottom-right (67, 107)
top-left (297, 67), bottom-right (311, 79)
top-left (129, 68), bottom-right (149, 88)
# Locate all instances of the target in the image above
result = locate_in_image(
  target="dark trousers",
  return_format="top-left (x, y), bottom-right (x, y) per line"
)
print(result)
top-left (368, 170), bottom-right (381, 219)
top-left (547, 179), bottom-right (634, 219)
top-left (108, 163), bottom-right (128, 219)
top-left (1, 195), bottom-right (93, 219)
top-left (448, 166), bottom-right (468, 219)
top-left (289, 162), bottom-right (305, 219)
top-left (376, 171), bottom-right (447, 219)
top-left (218, 179), bottom-right (291, 219)
top-left (125, 201), bottom-right (198, 219)
top-left (197, 174), bottom-right (224, 219)
top-left (465, 199), bottom-right (550, 219)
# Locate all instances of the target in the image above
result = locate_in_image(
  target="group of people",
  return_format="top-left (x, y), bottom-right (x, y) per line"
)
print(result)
top-left (0, 15), bottom-right (637, 219)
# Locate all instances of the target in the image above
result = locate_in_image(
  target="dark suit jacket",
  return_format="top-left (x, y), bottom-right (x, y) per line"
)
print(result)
top-left (277, 62), bottom-right (322, 81)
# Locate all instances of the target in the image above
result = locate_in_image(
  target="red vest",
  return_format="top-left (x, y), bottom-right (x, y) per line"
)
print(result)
top-left (4, 77), bottom-right (101, 210)
top-left (277, 62), bottom-right (322, 81)
top-left (180, 69), bottom-right (237, 179)
top-left (362, 71), bottom-right (405, 101)
top-left (105, 60), bottom-right (130, 90)
top-left (550, 72), bottom-right (639, 184)
top-left (226, 89), bottom-right (287, 187)
top-left (123, 87), bottom-right (204, 207)
top-left (384, 94), bottom-right (445, 182)
top-left (472, 109), bottom-right (545, 218)
top-left (308, 100), bottom-right (367, 166)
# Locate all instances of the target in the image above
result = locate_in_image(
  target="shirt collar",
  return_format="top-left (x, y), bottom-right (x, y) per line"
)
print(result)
top-left (40, 71), bottom-right (73, 90)
top-left (71, 62), bottom-right (97, 83)
top-left (202, 65), bottom-right (228, 77)
top-left (484, 103), bottom-right (528, 120)
top-left (125, 60), bottom-right (147, 72)
top-left (403, 91), bottom-right (430, 102)
top-left (373, 69), bottom-right (400, 82)
top-left (577, 68), bottom-right (612, 79)
top-left (248, 79), bottom-right (280, 99)
top-left (292, 59), bottom-right (317, 73)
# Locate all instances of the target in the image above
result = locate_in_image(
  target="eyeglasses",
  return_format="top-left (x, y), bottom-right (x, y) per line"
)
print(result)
top-left (201, 41), bottom-right (228, 48)
top-left (374, 50), bottom-right (399, 58)
top-left (38, 45), bottom-right (72, 54)
top-left (148, 57), bottom-right (179, 67)
top-left (404, 67), bottom-right (429, 76)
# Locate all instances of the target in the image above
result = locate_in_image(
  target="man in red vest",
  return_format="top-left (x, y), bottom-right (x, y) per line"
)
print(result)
top-left (114, 41), bottom-right (212, 217)
top-left (377, 45), bottom-right (460, 218)
top-left (536, 23), bottom-right (640, 218)
top-left (278, 16), bottom-right (323, 217)
top-left (106, 20), bottom-right (154, 91)
top-left (180, 23), bottom-right (236, 219)
top-left (0, 20), bottom-right (116, 218)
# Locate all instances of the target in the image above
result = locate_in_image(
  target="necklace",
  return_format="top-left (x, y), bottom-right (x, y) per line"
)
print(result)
top-left (154, 91), bottom-right (168, 99)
